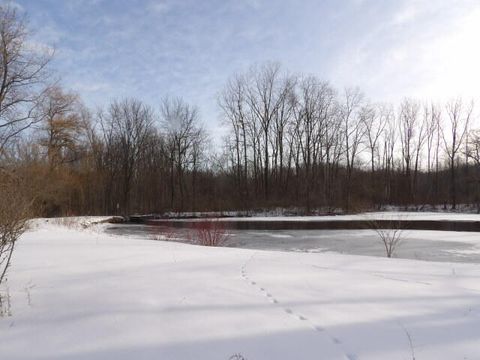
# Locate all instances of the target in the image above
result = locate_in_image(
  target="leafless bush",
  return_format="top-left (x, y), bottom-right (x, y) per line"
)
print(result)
top-left (366, 215), bottom-right (407, 258)
top-left (190, 219), bottom-right (229, 246)
top-left (0, 173), bottom-right (32, 285)
top-left (374, 226), bottom-right (404, 258)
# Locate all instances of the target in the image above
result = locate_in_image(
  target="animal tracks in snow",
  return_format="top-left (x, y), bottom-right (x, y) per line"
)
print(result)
top-left (241, 256), bottom-right (356, 360)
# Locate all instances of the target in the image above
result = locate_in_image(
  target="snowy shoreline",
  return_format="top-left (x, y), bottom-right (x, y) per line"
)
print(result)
top-left (152, 211), bottom-right (480, 222)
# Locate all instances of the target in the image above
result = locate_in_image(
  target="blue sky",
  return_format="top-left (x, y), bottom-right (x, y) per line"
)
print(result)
top-left (14, 0), bottom-right (480, 131)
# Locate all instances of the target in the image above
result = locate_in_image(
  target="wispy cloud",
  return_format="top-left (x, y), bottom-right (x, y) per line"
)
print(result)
top-left (15, 0), bottom-right (480, 128)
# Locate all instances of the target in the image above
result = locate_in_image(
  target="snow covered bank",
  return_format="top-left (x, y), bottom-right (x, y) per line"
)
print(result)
top-left (146, 211), bottom-right (480, 232)
top-left (1, 222), bottom-right (479, 359)
top-left (162, 211), bottom-right (480, 222)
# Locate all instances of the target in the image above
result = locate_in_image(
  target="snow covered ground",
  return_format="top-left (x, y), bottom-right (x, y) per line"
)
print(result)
top-left (174, 211), bottom-right (480, 222)
top-left (1, 220), bottom-right (480, 359)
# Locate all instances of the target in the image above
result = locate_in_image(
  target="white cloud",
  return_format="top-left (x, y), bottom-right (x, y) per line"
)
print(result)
top-left (391, 5), bottom-right (418, 26)
top-left (148, 1), bottom-right (171, 15)
top-left (16, 0), bottom-right (480, 130)
top-left (328, 0), bottom-right (480, 107)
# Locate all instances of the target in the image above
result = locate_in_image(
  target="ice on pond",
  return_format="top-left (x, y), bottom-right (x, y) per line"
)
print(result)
top-left (105, 225), bottom-right (480, 264)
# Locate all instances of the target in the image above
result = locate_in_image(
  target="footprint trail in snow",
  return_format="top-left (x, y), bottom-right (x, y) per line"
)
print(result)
top-left (240, 255), bottom-right (358, 360)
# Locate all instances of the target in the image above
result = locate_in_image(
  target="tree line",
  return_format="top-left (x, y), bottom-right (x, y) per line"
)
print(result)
top-left (1, 5), bottom-right (480, 218)
top-left (219, 63), bottom-right (477, 213)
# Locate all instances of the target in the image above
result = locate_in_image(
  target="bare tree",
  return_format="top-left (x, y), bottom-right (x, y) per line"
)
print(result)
top-left (161, 97), bottom-right (203, 211)
top-left (0, 4), bottom-right (50, 286)
top-left (361, 103), bottom-right (386, 207)
top-left (466, 129), bottom-right (480, 212)
top-left (379, 107), bottom-right (397, 206)
top-left (0, 4), bottom-right (52, 153)
top-left (190, 124), bottom-right (208, 212)
top-left (292, 76), bottom-right (320, 211)
top-left (245, 63), bottom-right (289, 201)
top-left (398, 99), bottom-right (426, 205)
top-left (424, 103), bottom-right (441, 203)
top-left (340, 87), bottom-right (365, 212)
top-left (322, 99), bottom-right (343, 210)
top-left (219, 74), bottom-right (250, 206)
top-left (466, 129), bottom-right (480, 164)
top-left (100, 98), bottom-right (154, 215)
top-left (442, 98), bottom-right (473, 209)
top-left (291, 76), bottom-right (334, 211)
top-left (270, 75), bottom-right (295, 197)
top-left (38, 86), bottom-right (83, 170)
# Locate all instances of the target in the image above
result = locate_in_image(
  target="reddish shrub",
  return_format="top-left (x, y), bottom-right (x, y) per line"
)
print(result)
top-left (190, 219), bottom-right (229, 246)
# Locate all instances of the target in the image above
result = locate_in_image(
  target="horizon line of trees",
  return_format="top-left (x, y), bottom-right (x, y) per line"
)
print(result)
top-left (7, 64), bottom-right (480, 216)
top-left (218, 63), bottom-right (478, 213)
top-left (1, 4), bottom-right (480, 217)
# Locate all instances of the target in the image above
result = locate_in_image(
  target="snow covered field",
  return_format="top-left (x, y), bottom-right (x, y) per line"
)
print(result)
top-left (1, 220), bottom-right (480, 359)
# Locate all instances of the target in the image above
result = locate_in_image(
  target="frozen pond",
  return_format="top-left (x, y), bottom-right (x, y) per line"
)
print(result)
top-left (104, 224), bottom-right (480, 263)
